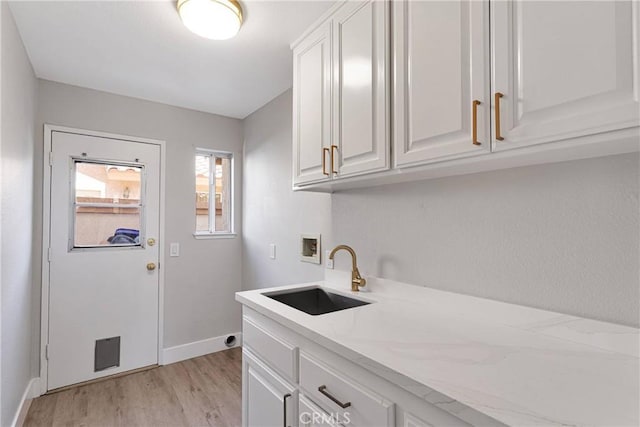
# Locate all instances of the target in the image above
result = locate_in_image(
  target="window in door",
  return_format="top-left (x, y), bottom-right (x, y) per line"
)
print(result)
top-left (72, 160), bottom-right (144, 248)
top-left (195, 150), bottom-right (233, 236)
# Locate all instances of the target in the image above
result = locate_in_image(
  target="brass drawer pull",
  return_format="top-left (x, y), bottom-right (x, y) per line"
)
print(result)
top-left (318, 385), bottom-right (351, 409)
top-left (322, 147), bottom-right (330, 176)
top-left (495, 92), bottom-right (505, 141)
top-left (330, 145), bottom-right (338, 175)
top-left (472, 100), bottom-right (481, 145)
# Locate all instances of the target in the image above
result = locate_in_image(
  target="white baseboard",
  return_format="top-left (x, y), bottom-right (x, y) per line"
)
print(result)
top-left (161, 332), bottom-right (242, 365)
top-left (11, 377), bottom-right (39, 427)
top-left (27, 378), bottom-right (40, 399)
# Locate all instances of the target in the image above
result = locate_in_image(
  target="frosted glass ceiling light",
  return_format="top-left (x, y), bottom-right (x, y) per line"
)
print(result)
top-left (177, 0), bottom-right (243, 40)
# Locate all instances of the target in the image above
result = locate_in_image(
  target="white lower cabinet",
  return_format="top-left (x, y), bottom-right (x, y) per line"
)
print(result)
top-left (299, 352), bottom-right (394, 426)
top-left (299, 395), bottom-right (342, 427)
top-left (399, 412), bottom-right (433, 427)
top-left (243, 349), bottom-right (297, 427)
top-left (241, 307), bottom-right (498, 427)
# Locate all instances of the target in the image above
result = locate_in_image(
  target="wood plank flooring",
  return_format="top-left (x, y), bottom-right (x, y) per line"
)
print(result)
top-left (24, 347), bottom-right (242, 427)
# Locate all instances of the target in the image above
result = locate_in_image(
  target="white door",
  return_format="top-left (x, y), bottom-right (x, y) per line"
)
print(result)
top-left (393, 0), bottom-right (490, 167)
top-left (293, 20), bottom-right (333, 185)
top-left (47, 130), bottom-right (161, 390)
top-left (491, 0), bottom-right (640, 151)
top-left (243, 350), bottom-right (296, 427)
top-left (333, 0), bottom-right (389, 178)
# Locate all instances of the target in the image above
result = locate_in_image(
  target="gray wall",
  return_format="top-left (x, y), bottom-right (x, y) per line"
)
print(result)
top-left (1, 3), bottom-right (38, 425)
top-left (36, 80), bottom-right (244, 350)
top-left (240, 90), bottom-right (639, 327)
top-left (332, 153), bottom-right (640, 327)
top-left (242, 90), bottom-right (331, 290)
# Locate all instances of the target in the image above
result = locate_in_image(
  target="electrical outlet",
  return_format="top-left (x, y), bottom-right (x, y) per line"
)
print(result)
top-left (325, 250), bottom-right (334, 269)
top-left (269, 244), bottom-right (276, 260)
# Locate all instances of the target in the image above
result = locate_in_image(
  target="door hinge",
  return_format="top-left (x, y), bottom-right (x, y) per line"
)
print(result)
top-left (45, 344), bottom-right (49, 360)
top-left (49, 152), bottom-right (53, 166)
top-left (47, 248), bottom-right (52, 262)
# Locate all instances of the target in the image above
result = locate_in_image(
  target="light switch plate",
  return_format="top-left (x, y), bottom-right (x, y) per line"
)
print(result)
top-left (269, 244), bottom-right (276, 259)
top-left (170, 243), bottom-right (180, 257)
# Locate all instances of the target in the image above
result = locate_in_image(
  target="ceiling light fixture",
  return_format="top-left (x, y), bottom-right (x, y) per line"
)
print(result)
top-left (177, 0), bottom-right (243, 40)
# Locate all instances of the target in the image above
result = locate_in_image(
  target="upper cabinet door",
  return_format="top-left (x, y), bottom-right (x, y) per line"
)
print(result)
top-left (332, 0), bottom-right (389, 178)
top-left (293, 21), bottom-right (332, 186)
top-left (394, 0), bottom-right (491, 168)
top-left (492, 0), bottom-right (640, 151)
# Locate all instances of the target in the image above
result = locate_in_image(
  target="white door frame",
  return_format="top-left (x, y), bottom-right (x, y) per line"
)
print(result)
top-left (40, 124), bottom-right (166, 395)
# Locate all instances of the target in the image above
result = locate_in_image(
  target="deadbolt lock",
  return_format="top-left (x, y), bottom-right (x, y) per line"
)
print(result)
top-left (147, 238), bottom-right (156, 246)
top-left (146, 262), bottom-right (156, 271)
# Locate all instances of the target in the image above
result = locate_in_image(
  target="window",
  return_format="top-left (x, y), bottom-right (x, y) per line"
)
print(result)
top-left (195, 150), bottom-right (234, 236)
top-left (72, 160), bottom-right (144, 248)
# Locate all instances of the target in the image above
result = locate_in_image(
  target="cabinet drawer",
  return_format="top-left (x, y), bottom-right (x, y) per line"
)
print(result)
top-left (243, 317), bottom-right (298, 382)
top-left (300, 352), bottom-right (394, 426)
top-left (299, 394), bottom-right (344, 427)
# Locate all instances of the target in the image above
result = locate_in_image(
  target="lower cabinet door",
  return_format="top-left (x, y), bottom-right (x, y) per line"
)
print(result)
top-left (243, 349), bottom-right (297, 427)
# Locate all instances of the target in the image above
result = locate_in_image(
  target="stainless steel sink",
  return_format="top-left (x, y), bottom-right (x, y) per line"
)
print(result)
top-left (265, 287), bottom-right (370, 315)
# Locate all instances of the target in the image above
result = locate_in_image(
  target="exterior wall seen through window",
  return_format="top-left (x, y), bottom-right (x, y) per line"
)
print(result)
top-left (195, 151), bottom-right (233, 235)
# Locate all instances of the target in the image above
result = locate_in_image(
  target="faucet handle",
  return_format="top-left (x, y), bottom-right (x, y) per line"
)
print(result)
top-left (351, 269), bottom-right (366, 291)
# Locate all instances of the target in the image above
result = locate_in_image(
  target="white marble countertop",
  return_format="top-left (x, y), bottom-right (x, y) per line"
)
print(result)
top-left (235, 270), bottom-right (639, 426)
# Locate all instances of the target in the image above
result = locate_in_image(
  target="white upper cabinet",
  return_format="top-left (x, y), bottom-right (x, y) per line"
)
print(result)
top-left (332, 0), bottom-right (390, 178)
top-left (393, 0), bottom-right (491, 167)
top-left (491, 0), bottom-right (640, 151)
top-left (293, 21), bottom-right (333, 185)
top-left (292, 0), bottom-right (639, 189)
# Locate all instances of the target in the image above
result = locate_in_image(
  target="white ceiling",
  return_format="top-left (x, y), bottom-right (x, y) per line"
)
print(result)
top-left (8, 0), bottom-right (333, 119)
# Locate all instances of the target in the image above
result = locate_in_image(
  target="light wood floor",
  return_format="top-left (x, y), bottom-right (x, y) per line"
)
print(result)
top-left (24, 347), bottom-right (242, 427)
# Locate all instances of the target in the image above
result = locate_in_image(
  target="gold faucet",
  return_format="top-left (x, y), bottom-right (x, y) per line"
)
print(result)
top-left (328, 245), bottom-right (366, 292)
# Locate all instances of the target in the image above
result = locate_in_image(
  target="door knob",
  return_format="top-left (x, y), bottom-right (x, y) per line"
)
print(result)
top-left (146, 262), bottom-right (156, 271)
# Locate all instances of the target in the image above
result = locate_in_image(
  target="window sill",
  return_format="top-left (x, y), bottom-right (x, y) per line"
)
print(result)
top-left (193, 232), bottom-right (237, 240)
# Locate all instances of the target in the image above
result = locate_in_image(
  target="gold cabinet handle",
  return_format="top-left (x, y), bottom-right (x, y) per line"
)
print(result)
top-left (472, 100), bottom-right (481, 145)
top-left (318, 385), bottom-right (351, 408)
top-left (322, 147), bottom-right (330, 176)
top-left (330, 145), bottom-right (338, 175)
top-left (146, 262), bottom-right (156, 271)
top-left (495, 92), bottom-right (505, 141)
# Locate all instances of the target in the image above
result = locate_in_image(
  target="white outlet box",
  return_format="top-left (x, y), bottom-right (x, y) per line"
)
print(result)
top-left (300, 233), bottom-right (321, 264)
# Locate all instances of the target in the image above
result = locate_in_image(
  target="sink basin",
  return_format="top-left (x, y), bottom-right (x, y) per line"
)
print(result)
top-left (266, 288), bottom-right (370, 315)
